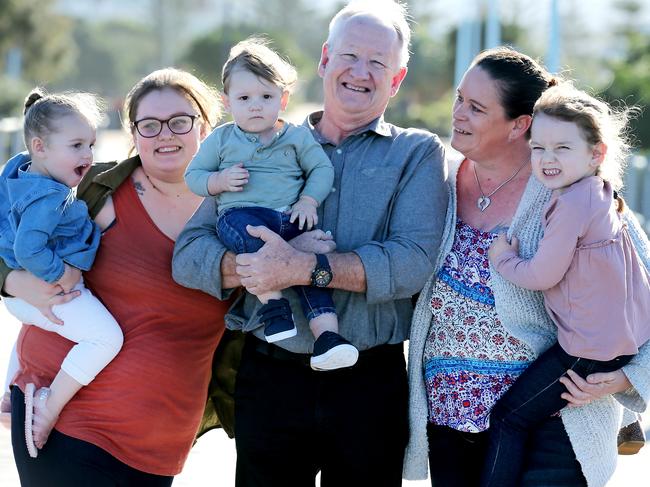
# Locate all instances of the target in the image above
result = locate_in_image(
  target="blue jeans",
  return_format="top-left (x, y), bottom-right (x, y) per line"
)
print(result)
top-left (217, 206), bottom-right (336, 321)
top-left (482, 342), bottom-right (632, 487)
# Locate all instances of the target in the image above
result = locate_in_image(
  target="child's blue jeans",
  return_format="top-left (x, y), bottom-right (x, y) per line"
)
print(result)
top-left (216, 206), bottom-right (336, 321)
top-left (481, 341), bottom-right (633, 487)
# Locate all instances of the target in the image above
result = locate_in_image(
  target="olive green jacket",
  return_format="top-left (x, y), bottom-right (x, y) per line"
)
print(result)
top-left (0, 155), bottom-right (242, 438)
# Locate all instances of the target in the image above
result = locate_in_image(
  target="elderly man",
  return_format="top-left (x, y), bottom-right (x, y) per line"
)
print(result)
top-left (172, 0), bottom-right (447, 485)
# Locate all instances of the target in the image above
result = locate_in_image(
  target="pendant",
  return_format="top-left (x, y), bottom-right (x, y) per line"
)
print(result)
top-left (477, 195), bottom-right (491, 212)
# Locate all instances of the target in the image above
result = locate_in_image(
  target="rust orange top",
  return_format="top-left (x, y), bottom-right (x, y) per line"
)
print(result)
top-left (15, 180), bottom-right (230, 475)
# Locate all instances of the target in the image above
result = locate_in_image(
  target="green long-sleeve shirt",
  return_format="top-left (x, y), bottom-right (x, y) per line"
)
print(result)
top-left (184, 120), bottom-right (334, 211)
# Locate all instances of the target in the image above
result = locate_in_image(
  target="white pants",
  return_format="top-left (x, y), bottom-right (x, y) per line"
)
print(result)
top-left (3, 279), bottom-right (123, 387)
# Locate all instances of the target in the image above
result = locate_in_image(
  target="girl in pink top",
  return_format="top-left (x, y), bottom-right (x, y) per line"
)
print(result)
top-left (482, 84), bottom-right (650, 487)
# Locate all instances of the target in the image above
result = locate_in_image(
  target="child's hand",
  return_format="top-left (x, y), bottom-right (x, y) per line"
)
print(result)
top-left (208, 163), bottom-right (249, 194)
top-left (290, 196), bottom-right (318, 230)
top-left (289, 229), bottom-right (336, 253)
top-left (488, 234), bottom-right (519, 262)
top-left (57, 264), bottom-right (82, 293)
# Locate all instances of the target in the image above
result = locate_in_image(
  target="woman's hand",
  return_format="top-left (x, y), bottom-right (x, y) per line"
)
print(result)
top-left (4, 269), bottom-right (80, 325)
top-left (289, 229), bottom-right (336, 254)
top-left (559, 369), bottom-right (632, 407)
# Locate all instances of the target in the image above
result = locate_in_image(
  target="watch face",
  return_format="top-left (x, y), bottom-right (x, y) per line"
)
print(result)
top-left (313, 269), bottom-right (332, 287)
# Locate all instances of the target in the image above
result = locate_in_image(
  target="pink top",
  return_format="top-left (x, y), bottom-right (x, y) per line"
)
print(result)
top-left (494, 176), bottom-right (650, 360)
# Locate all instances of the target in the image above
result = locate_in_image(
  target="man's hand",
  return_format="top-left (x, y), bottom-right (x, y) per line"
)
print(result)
top-left (559, 369), bottom-right (632, 407)
top-left (57, 264), bottom-right (82, 293)
top-left (236, 225), bottom-right (313, 296)
top-left (290, 196), bottom-right (318, 230)
top-left (488, 234), bottom-right (519, 262)
top-left (289, 229), bottom-right (336, 254)
top-left (4, 269), bottom-right (80, 325)
top-left (208, 163), bottom-right (249, 194)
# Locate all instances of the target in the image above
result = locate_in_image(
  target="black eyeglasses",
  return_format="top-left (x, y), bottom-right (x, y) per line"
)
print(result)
top-left (133, 114), bottom-right (200, 138)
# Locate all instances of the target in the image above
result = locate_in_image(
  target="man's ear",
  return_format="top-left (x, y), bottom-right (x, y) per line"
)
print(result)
top-left (317, 43), bottom-right (330, 79)
top-left (390, 67), bottom-right (408, 97)
top-left (590, 142), bottom-right (607, 168)
top-left (508, 115), bottom-right (532, 142)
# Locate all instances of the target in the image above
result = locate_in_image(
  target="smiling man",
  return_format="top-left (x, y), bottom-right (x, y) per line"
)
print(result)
top-left (172, 1), bottom-right (448, 485)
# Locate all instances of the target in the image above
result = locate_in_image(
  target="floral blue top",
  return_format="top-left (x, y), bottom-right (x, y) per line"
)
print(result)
top-left (423, 219), bottom-right (535, 432)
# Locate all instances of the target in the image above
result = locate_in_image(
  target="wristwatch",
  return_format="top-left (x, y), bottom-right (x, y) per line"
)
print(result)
top-left (310, 254), bottom-right (333, 287)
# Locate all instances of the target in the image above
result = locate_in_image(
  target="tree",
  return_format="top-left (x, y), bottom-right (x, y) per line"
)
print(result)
top-left (0, 0), bottom-right (75, 81)
top-left (602, 0), bottom-right (650, 152)
top-left (57, 19), bottom-right (158, 98)
top-left (0, 0), bottom-right (75, 114)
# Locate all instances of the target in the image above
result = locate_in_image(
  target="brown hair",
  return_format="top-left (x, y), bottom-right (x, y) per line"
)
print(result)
top-left (221, 37), bottom-right (297, 95)
top-left (123, 68), bottom-right (221, 132)
top-left (471, 47), bottom-right (558, 137)
top-left (23, 87), bottom-right (104, 154)
top-left (533, 83), bottom-right (634, 193)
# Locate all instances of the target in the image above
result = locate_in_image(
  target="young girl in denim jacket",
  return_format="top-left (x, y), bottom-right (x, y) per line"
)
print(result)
top-left (0, 89), bottom-right (123, 458)
top-left (485, 84), bottom-right (650, 486)
top-left (185, 38), bottom-right (358, 371)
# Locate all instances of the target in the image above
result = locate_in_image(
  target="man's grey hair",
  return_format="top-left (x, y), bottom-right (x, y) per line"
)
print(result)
top-left (326, 0), bottom-right (411, 68)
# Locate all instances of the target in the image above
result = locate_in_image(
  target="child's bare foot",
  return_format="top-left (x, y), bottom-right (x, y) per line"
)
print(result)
top-left (32, 387), bottom-right (58, 450)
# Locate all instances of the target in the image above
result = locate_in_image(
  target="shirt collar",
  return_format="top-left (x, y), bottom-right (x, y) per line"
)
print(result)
top-left (305, 111), bottom-right (391, 145)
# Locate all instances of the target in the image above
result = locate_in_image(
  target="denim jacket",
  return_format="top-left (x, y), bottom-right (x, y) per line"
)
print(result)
top-left (0, 152), bottom-right (100, 283)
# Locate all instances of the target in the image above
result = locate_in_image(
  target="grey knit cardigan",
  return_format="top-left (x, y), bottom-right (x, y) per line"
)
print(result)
top-left (404, 161), bottom-right (650, 486)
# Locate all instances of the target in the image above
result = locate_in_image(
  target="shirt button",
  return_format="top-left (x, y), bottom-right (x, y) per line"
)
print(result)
top-left (331, 187), bottom-right (336, 193)
top-left (336, 149), bottom-right (342, 155)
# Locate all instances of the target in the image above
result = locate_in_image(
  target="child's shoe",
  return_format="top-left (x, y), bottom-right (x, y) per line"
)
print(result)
top-left (257, 298), bottom-right (297, 343)
top-left (618, 420), bottom-right (646, 455)
top-left (310, 331), bottom-right (359, 371)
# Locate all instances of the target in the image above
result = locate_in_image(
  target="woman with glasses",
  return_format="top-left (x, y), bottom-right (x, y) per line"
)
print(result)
top-left (1, 68), bottom-right (234, 486)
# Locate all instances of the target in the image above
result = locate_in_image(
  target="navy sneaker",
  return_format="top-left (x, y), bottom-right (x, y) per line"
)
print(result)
top-left (257, 298), bottom-right (297, 343)
top-left (618, 420), bottom-right (646, 455)
top-left (310, 331), bottom-right (359, 371)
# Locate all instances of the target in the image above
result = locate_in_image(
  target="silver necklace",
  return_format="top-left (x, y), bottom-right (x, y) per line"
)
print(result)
top-left (473, 160), bottom-right (528, 211)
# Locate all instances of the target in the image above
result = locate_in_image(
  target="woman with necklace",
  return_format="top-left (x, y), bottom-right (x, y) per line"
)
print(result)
top-left (404, 47), bottom-right (650, 486)
top-left (0, 68), bottom-right (236, 486)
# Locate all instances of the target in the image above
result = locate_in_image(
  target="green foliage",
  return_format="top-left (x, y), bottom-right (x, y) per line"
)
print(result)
top-left (0, 0), bottom-right (75, 81)
top-left (180, 25), bottom-right (317, 102)
top-left (0, 0), bottom-right (75, 115)
top-left (56, 19), bottom-right (158, 98)
top-left (602, 0), bottom-right (650, 151)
